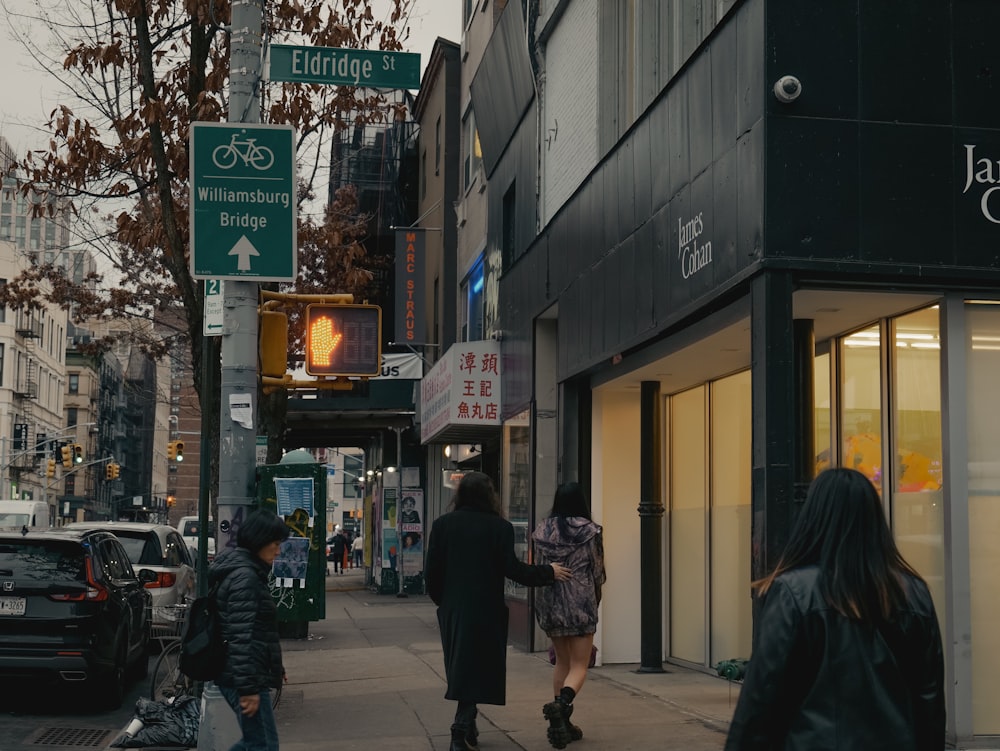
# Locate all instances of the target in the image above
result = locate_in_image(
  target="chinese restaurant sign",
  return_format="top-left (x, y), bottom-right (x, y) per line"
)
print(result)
top-left (420, 340), bottom-right (501, 444)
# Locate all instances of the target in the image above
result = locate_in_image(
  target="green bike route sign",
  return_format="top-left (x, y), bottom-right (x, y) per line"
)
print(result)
top-left (269, 44), bottom-right (420, 90)
top-left (189, 122), bottom-right (297, 282)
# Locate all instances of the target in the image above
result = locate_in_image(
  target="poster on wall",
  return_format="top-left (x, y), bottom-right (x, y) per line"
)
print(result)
top-left (274, 477), bottom-right (315, 519)
top-left (382, 486), bottom-right (398, 569)
top-left (272, 537), bottom-right (309, 588)
top-left (400, 489), bottom-right (424, 574)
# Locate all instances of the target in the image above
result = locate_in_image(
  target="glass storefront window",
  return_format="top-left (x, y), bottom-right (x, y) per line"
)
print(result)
top-left (966, 303), bottom-right (1000, 734)
top-left (670, 385), bottom-right (706, 664)
top-left (502, 409), bottom-right (531, 601)
top-left (815, 352), bottom-right (831, 474)
top-left (841, 324), bottom-right (883, 492)
top-left (890, 308), bottom-right (944, 617)
top-left (709, 371), bottom-right (752, 666)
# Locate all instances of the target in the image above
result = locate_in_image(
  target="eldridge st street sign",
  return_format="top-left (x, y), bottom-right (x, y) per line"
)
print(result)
top-left (189, 122), bottom-right (297, 282)
top-left (269, 44), bottom-right (420, 90)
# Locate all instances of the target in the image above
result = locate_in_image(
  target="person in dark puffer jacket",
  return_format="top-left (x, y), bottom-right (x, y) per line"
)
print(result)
top-left (210, 509), bottom-right (289, 751)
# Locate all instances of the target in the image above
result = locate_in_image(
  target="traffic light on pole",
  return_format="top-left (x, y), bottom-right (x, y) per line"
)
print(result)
top-left (174, 441), bottom-right (184, 462)
top-left (73, 444), bottom-right (83, 464)
top-left (259, 310), bottom-right (289, 378)
top-left (105, 463), bottom-right (114, 480)
top-left (46, 459), bottom-right (56, 478)
top-left (304, 303), bottom-right (382, 377)
top-left (111, 462), bottom-right (120, 479)
top-left (60, 444), bottom-right (72, 468)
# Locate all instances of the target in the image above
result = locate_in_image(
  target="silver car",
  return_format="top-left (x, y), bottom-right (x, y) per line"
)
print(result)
top-left (64, 521), bottom-right (195, 631)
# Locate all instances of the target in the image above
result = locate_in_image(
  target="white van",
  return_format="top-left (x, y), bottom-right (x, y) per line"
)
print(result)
top-left (0, 500), bottom-right (51, 530)
top-left (177, 515), bottom-right (215, 561)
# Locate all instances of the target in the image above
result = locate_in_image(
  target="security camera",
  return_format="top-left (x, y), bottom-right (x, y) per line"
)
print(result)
top-left (773, 75), bottom-right (802, 103)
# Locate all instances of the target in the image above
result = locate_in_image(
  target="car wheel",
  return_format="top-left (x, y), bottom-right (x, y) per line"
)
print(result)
top-left (97, 639), bottom-right (127, 710)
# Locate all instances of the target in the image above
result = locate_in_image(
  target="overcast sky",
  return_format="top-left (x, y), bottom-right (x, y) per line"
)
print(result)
top-left (0, 0), bottom-right (462, 156)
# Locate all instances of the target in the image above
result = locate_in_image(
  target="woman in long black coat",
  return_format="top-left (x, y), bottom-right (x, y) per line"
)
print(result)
top-left (426, 472), bottom-right (570, 751)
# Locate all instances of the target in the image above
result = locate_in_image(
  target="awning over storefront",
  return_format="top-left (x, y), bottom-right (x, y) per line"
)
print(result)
top-left (420, 340), bottom-right (502, 444)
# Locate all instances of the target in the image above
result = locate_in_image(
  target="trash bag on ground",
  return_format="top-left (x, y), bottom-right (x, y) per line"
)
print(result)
top-left (109, 695), bottom-right (200, 748)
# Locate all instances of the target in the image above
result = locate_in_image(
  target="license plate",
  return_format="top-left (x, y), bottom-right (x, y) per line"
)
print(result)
top-left (0, 597), bottom-right (26, 616)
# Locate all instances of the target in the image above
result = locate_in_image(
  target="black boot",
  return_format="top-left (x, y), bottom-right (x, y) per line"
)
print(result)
top-left (466, 716), bottom-right (480, 750)
top-left (450, 724), bottom-right (476, 751)
top-left (564, 701), bottom-right (583, 742)
top-left (542, 697), bottom-right (572, 749)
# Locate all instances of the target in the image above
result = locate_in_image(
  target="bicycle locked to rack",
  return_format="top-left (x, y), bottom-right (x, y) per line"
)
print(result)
top-left (148, 601), bottom-right (282, 709)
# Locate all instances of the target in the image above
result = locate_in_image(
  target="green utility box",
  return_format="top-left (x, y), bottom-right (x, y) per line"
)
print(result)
top-left (256, 451), bottom-right (326, 637)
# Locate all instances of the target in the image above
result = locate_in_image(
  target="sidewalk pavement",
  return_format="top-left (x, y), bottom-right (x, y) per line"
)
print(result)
top-left (266, 567), bottom-right (735, 750)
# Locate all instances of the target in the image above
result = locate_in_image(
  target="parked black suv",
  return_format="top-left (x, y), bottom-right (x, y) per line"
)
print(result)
top-left (0, 527), bottom-right (155, 708)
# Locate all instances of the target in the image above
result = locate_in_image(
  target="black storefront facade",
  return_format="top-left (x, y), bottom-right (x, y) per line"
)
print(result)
top-left (473, 0), bottom-right (1000, 744)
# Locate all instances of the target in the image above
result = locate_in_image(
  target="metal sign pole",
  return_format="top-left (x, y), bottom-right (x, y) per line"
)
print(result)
top-left (216, 0), bottom-right (262, 549)
top-left (395, 428), bottom-right (406, 597)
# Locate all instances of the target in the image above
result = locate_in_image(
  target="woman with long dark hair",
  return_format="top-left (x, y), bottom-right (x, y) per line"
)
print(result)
top-left (426, 472), bottom-right (571, 751)
top-left (725, 468), bottom-right (945, 751)
top-left (532, 482), bottom-right (606, 749)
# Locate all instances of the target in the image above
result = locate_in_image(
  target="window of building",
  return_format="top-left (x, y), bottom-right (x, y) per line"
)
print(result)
top-left (435, 116), bottom-right (441, 176)
top-left (889, 306), bottom-right (943, 615)
top-left (0, 343), bottom-right (5, 387)
top-left (463, 110), bottom-right (482, 193)
top-left (29, 217), bottom-right (40, 250)
top-left (0, 278), bottom-right (6, 323)
top-left (501, 181), bottom-right (516, 268)
top-left (599, 0), bottom-right (739, 151)
top-left (460, 257), bottom-right (485, 342)
top-left (841, 324), bottom-right (883, 492)
top-left (967, 301), bottom-right (1000, 733)
top-left (501, 409), bottom-right (531, 602)
top-left (421, 149), bottom-right (427, 199)
top-left (433, 277), bottom-right (440, 345)
top-left (67, 407), bottom-right (78, 427)
top-left (68, 373), bottom-right (79, 394)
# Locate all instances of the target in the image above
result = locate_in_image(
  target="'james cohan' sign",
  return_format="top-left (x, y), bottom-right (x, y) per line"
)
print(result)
top-left (963, 144), bottom-right (1000, 224)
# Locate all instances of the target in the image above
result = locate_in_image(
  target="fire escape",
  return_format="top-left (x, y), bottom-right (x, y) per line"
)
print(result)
top-left (12, 312), bottom-right (42, 479)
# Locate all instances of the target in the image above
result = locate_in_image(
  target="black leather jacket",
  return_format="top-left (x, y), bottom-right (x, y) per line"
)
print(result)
top-left (725, 565), bottom-right (945, 751)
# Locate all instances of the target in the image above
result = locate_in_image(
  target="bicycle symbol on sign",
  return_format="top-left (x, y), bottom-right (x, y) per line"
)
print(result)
top-left (212, 132), bottom-right (275, 171)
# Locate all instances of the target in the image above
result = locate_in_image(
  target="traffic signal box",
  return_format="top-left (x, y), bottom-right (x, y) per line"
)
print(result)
top-left (46, 459), bottom-right (56, 477)
top-left (304, 303), bottom-right (381, 377)
top-left (73, 444), bottom-right (83, 464)
top-left (60, 445), bottom-right (73, 468)
top-left (167, 440), bottom-right (185, 462)
top-left (260, 310), bottom-right (288, 379)
top-left (105, 462), bottom-right (120, 480)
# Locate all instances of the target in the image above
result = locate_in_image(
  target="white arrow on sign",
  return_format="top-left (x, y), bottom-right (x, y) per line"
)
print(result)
top-left (228, 235), bottom-right (261, 271)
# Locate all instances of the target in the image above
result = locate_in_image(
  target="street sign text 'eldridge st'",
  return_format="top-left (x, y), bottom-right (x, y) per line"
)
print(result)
top-left (269, 45), bottom-right (420, 90)
top-left (189, 122), bottom-right (297, 282)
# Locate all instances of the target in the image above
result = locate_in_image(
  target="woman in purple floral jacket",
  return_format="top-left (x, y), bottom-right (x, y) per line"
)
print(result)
top-left (532, 482), bottom-right (606, 749)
